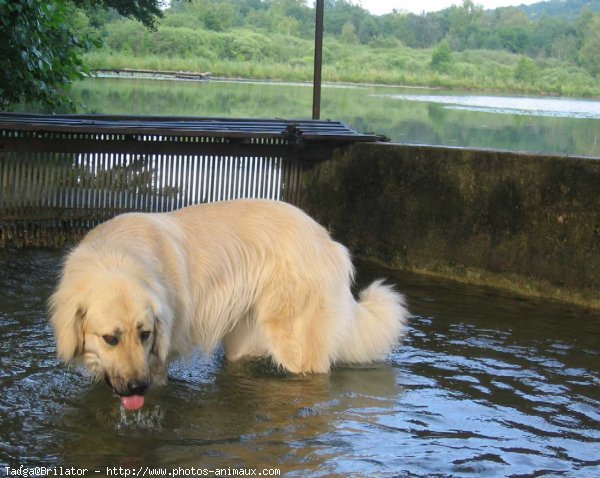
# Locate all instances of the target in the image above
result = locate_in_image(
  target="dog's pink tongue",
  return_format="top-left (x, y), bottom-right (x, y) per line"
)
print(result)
top-left (121, 395), bottom-right (144, 411)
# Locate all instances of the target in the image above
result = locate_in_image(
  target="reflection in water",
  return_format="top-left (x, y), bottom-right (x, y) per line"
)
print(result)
top-left (63, 77), bottom-right (600, 158)
top-left (1, 250), bottom-right (599, 477)
top-left (383, 94), bottom-right (600, 119)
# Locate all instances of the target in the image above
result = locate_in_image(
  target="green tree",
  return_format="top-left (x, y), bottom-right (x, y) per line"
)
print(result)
top-left (531, 14), bottom-right (574, 58)
top-left (430, 41), bottom-right (452, 72)
top-left (578, 14), bottom-right (600, 76)
top-left (491, 7), bottom-right (532, 53)
top-left (74, 0), bottom-right (163, 29)
top-left (514, 56), bottom-right (537, 82)
top-left (0, 0), bottom-right (94, 110)
top-left (0, 0), bottom-right (164, 111)
top-left (445, 0), bottom-right (485, 50)
top-left (497, 25), bottom-right (531, 53)
top-left (340, 21), bottom-right (359, 44)
top-left (357, 15), bottom-right (378, 44)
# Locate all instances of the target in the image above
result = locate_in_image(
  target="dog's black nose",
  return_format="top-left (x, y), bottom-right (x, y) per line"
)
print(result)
top-left (127, 379), bottom-right (149, 396)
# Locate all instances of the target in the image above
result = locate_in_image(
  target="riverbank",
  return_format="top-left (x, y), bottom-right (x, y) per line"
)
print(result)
top-left (94, 68), bottom-right (212, 81)
top-left (84, 46), bottom-right (600, 99)
top-left (91, 67), bottom-right (446, 93)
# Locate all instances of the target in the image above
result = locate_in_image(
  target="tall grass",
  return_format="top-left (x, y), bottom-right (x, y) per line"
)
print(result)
top-left (85, 22), bottom-right (600, 97)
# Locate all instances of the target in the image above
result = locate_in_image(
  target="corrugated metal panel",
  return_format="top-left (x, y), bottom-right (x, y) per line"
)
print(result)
top-left (0, 114), bottom-right (379, 247)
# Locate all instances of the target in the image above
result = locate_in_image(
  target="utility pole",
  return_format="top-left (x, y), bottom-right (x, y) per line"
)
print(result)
top-left (312, 0), bottom-right (324, 120)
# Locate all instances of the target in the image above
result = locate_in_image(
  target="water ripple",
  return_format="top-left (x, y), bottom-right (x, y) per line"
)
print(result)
top-left (1, 250), bottom-right (599, 477)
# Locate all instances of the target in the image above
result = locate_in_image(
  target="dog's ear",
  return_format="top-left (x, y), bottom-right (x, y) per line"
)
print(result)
top-left (48, 290), bottom-right (86, 363)
top-left (149, 296), bottom-right (173, 365)
top-left (152, 316), bottom-right (171, 364)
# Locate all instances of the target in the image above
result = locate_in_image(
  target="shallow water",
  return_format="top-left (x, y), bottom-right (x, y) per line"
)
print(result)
top-left (1, 249), bottom-right (599, 477)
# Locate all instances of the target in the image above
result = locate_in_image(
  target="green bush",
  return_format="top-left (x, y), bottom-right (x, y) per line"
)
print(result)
top-left (514, 56), bottom-right (538, 82)
top-left (209, 30), bottom-right (274, 61)
top-left (430, 41), bottom-right (453, 72)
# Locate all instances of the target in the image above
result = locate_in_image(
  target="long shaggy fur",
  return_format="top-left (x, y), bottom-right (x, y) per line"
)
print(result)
top-left (49, 199), bottom-right (409, 389)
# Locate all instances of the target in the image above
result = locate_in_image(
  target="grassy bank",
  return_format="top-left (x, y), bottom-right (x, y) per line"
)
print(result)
top-left (85, 27), bottom-right (600, 97)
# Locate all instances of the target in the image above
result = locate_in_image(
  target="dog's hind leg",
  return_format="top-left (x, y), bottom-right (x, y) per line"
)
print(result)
top-left (257, 288), bottom-right (349, 374)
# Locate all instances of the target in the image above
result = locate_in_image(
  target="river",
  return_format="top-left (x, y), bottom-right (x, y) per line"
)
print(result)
top-left (67, 76), bottom-right (600, 158)
top-left (1, 250), bottom-right (599, 476)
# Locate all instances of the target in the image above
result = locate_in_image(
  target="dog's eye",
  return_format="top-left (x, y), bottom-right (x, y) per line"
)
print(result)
top-left (103, 334), bottom-right (119, 346)
top-left (140, 331), bottom-right (151, 343)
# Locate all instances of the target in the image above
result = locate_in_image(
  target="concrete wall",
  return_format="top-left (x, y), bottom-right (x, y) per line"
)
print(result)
top-left (301, 143), bottom-right (600, 309)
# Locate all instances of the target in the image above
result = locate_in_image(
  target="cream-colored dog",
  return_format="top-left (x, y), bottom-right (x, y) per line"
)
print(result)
top-left (49, 199), bottom-right (408, 410)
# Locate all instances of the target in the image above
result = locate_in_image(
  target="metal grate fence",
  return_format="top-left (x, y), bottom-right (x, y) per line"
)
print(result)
top-left (0, 113), bottom-right (380, 246)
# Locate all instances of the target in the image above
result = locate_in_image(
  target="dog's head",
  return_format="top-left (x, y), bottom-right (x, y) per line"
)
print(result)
top-left (49, 250), bottom-right (172, 404)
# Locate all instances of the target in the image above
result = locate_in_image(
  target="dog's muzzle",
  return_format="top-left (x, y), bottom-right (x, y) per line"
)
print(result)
top-left (105, 375), bottom-right (150, 397)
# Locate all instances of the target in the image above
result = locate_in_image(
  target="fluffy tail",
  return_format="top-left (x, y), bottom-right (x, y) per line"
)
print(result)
top-left (339, 280), bottom-right (409, 364)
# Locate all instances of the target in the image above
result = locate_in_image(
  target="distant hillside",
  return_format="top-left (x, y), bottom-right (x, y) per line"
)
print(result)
top-left (82, 0), bottom-right (600, 97)
top-left (518, 0), bottom-right (600, 19)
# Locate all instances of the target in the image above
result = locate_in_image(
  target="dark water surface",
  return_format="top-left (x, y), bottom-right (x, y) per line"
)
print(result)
top-left (1, 249), bottom-right (599, 477)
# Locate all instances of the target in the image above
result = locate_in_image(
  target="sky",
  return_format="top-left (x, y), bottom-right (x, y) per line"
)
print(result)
top-left (357, 0), bottom-right (540, 15)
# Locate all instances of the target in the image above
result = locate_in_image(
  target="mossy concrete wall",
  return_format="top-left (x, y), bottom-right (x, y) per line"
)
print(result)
top-left (301, 143), bottom-right (600, 308)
